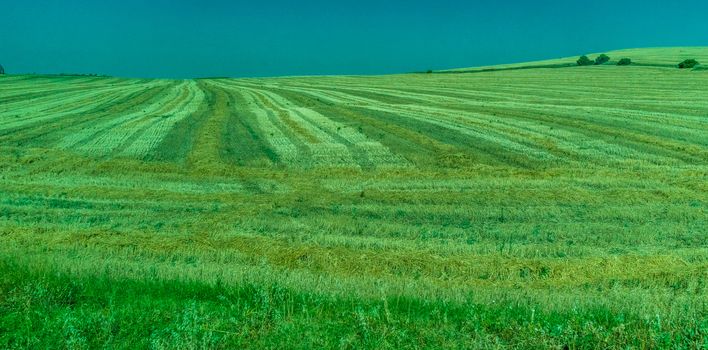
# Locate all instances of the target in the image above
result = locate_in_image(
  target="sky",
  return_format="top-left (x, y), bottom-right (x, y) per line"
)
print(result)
top-left (2, 0), bottom-right (708, 78)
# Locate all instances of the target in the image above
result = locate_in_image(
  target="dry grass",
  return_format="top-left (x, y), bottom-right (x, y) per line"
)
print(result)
top-left (0, 55), bottom-right (706, 348)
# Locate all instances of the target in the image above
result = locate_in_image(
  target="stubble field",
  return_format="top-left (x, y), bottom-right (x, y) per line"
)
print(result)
top-left (0, 51), bottom-right (706, 349)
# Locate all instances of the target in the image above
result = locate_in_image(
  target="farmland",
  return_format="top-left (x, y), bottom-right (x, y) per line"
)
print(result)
top-left (0, 50), bottom-right (707, 349)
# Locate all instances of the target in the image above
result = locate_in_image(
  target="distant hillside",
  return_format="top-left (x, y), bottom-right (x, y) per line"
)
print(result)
top-left (444, 47), bottom-right (708, 72)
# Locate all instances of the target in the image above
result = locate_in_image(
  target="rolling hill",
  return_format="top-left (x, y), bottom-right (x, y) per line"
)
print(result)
top-left (445, 46), bottom-right (708, 72)
top-left (0, 48), bottom-right (706, 349)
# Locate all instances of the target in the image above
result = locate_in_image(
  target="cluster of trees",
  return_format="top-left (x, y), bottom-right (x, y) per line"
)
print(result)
top-left (576, 55), bottom-right (594, 66)
top-left (57, 73), bottom-right (104, 77)
top-left (576, 54), bottom-right (630, 66)
top-left (678, 59), bottom-right (700, 69)
top-left (0, 64), bottom-right (4, 75)
top-left (577, 55), bottom-right (702, 69)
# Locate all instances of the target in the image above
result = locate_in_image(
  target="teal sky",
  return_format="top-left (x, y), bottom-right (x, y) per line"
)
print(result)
top-left (2, 1), bottom-right (707, 78)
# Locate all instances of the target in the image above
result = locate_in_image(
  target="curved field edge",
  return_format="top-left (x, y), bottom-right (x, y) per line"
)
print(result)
top-left (442, 47), bottom-right (708, 73)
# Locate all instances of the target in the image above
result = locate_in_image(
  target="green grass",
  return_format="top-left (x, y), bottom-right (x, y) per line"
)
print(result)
top-left (0, 49), bottom-right (707, 349)
top-left (445, 47), bottom-right (708, 72)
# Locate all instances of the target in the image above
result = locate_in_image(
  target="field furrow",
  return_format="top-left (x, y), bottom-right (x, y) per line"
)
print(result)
top-left (1, 59), bottom-right (706, 348)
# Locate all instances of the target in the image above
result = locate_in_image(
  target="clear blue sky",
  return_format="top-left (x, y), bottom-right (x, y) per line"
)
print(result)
top-left (2, 0), bottom-right (707, 78)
